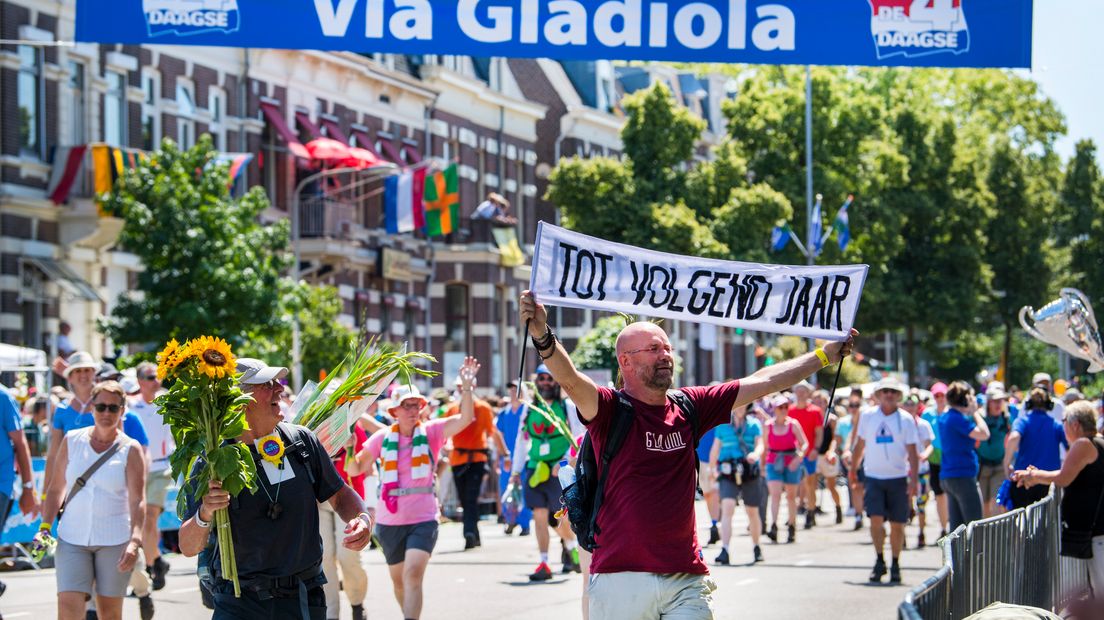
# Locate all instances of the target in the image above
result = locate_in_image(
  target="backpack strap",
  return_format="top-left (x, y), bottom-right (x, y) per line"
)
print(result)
top-left (276, 424), bottom-right (320, 487)
top-left (587, 392), bottom-right (635, 544)
top-left (666, 389), bottom-right (701, 491)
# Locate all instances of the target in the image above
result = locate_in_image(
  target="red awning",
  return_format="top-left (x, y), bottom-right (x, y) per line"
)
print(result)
top-left (344, 147), bottom-right (382, 169)
top-left (294, 111), bottom-right (325, 141)
top-left (401, 143), bottom-right (423, 164)
top-left (305, 138), bottom-right (353, 162)
top-left (321, 118), bottom-right (350, 143)
top-left (376, 138), bottom-right (404, 165)
top-left (259, 102), bottom-right (309, 159)
top-left (350, 128), bottom-right (382, 159)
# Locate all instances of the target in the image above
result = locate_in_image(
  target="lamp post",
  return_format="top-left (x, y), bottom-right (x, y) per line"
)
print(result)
top-left (290, 164), bottom-right (397, 391)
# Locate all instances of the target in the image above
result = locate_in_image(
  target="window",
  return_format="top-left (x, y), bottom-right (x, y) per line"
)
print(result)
top-left (104, 70), bottom-right (127, 146)
top-left (404, 304), bottom-right (417, 347)
top-left (444, 284), bottom-right (469, 353)
top-left (18, 46), bottom-right (43, 157)
top-left (175, 81), bottom-right (196, 148)
top-left (208, 87), bottom-right (226, 150)
top-left (380, 296), bottom-right (391, 340)
top-left (67, 61), bottom-right (86, 144)
top-left (141, 71), bottom-right (160, 151)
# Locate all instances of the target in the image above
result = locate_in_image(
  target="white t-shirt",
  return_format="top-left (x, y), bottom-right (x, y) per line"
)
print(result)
top-left (915, 417), bottom-right (934, 475)
top-left (857, 407), bottom-right (919, 480)
top-left (131, 397), bottom-right (174, 471)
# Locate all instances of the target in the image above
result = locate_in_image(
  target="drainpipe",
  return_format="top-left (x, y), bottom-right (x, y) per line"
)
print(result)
top-left (239, 49), bottom-right (250, 152)
top-left (422, 92), bottom-right (439, 367)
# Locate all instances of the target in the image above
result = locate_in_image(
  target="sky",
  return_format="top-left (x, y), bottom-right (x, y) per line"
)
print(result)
top-left (1030, 1), bottom-right (1103, 165)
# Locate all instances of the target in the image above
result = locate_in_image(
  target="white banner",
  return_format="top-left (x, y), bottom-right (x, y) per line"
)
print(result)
top-left (529, 223), bottom-right (869, 341)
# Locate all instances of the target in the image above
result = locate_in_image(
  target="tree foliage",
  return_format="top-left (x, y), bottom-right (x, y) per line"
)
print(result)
top-left (99, 136), bottom-right (290, 347)
top-left (570, 315), bottom-right (627, 372)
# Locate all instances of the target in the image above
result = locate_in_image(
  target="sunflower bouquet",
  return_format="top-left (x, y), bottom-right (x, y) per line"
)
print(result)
top-left (156, 336), bottom-right (255, 598)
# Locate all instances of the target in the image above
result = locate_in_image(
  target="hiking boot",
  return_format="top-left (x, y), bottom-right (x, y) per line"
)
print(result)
top-left (835, 506), bottom-right (844, 524)
top-left (797, 505), bottom-right (807, 516)
top-left (917, 533), bottom-right (926, 548)
top-left (351, 604), bottom-right (365, 620)
top-left (804, 513), bottom-right (815, 530)
top-left (869, 557), bottom-right (887, 583)
top-left (787, 523), bottom-right (796, 544)
top-left (767, 523), bottom-right (778, 543)
top-left (815, 506), bottom-right (827, 516)
top-left (753, 545), bottom-right (763, 563)
top-left (529, 562), bottom-right (553, 582)
top-left (505, 523), bottom-right (516, 535)
top-left (151, 557), bottom-right (169, 591)
top-left (890, 562), bottom-right (902, 584)
top-left (715, 548), bottom-right (730, 565)
top-left (86, 611), bottom-right (98, 620)
top-left (519, 528), bottom-right (530, 536)
top-left (138, 594), bottom-right (154, 620)
top-left (707, 524), bottom-right (720, 546)
top-left (464, 534), bottom-right (478, 550)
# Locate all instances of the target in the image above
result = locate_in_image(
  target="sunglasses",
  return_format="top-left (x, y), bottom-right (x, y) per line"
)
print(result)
top-left (848, 403), bottom-right (861, 408)
top-left (94, 403), bottom-right (122, 413)
top-left (139, 375), bottom-right (157, 381)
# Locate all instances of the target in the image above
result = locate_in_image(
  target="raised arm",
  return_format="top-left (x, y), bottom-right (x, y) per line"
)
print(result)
top-left (442, 357), bottom-right (480, 438)
top-left (734, 330), bottom-right (857, 408)
top-left (520, 291), bottom-right (599, 420)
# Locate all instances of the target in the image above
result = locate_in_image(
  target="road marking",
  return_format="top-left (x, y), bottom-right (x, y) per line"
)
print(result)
top-left (7, 613), bottom-right (31, 618)
top-left (171, 587), bottom-right (200, 594)
top-left (735, 578), bottom-right (759, 587)
top-left (796, 559), bottom-right (814, 566)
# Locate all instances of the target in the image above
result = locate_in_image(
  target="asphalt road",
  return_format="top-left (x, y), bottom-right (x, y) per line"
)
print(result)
top-left (0, 496), bottom-right (943, 619)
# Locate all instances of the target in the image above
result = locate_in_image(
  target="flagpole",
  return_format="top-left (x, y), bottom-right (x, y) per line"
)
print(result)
top-left (804, 65), bottom-right (817, 362)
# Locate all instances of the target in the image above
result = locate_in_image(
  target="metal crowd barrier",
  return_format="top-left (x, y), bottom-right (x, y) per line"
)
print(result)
top-left (899, 488), bottom-right (1092, 619)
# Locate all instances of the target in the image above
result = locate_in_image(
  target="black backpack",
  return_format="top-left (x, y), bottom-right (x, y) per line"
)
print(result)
top-left (562, 389), bottom-right (698, 552)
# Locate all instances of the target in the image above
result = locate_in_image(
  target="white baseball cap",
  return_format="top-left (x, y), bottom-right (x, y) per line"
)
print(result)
top-left (235, 358), bottom-right (288, 385)
top-left (63, 351), bottom-right (98, 379)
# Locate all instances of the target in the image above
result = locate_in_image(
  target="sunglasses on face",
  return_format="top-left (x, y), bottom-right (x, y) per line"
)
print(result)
top-left (848, 403), bottom-right (861, 408)
top-left (535, 375), bottom-right (554, 383)
top-left (139, 375), bottom-right (157, 381)
top-left (94, 403), bottom-right (121, 413)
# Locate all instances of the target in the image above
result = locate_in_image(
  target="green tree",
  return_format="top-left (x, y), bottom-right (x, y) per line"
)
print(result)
top-left (621, 83), bottom-right (706, 205)
top-left (984, 143), bottom-right (1053, 384)
top-left (570, 315), bottom-right (627, 372)
top-left (239, 284), bottom-right (355, 383)
top-left (99, 136), bottom-right (291, 347)
top-left (710, 184), bottom-right (794, 263)
top-left (1063, 141), bottom-right (1104, 312)
top-left (546, 156), bottom-right (644, 245)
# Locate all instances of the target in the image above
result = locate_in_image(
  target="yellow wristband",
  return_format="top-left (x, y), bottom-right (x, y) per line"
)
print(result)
top-left (814, 347), bottom-right (831, 368)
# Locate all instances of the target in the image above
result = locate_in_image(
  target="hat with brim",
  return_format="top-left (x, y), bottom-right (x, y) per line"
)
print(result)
top-left (63, 351), bottom-right (98, 379)
top-left (388, 385), bottom-right (427, 413)
top-left (1032, 372), bottom-right (1052, 386)
top-left (793, 380), bottom-right (814, 393)
top-left (874, 378), bottom-right (907, 395)
top-left (985, 386), bottom-right (1009, 401)
top-left (236, 357), bottom-right (288, 385)
top-left (771, 394), bottom-right (792, 409)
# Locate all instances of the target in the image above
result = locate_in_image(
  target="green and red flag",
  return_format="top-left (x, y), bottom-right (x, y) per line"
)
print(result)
top-left (423, 164), bottom-right (460, 236)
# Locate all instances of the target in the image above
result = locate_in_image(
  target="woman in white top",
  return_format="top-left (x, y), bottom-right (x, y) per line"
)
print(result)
top-left (40, 381), bottom-right (146, 620)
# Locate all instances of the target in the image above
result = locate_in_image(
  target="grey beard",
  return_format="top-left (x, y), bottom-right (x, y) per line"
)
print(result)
top-left (538, 386), bottom-right (560, 402)
top-left (644, 370), bottom-right (673, 391)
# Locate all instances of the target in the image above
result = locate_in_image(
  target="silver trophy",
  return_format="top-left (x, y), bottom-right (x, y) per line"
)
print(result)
top-left (1020, 288), bottom-right (1104, 373)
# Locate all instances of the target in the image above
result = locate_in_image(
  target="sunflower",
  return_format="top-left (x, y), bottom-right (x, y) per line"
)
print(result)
top-left (156, 338), bottom-right (183, 381)
top-left (192, 336), bottom-right (236, 380)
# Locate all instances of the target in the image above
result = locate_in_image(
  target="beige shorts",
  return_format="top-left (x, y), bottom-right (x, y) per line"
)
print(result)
top-left (589, 572), bottom-right (716, 620)
top-left (817, 454), bottom-right (841, 478)
top-left (145, 468), bottom-right (174, 508)
top-left (56, 539), bottom-right (132, 598)
top-left (698, 462), bottom-right (716, 494)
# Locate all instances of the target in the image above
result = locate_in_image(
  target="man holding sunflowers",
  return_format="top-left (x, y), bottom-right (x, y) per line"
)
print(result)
top-left (177, 355), bottom-right (373, 619)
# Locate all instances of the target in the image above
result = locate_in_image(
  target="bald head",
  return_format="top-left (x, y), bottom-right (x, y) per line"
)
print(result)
top-left (615, 322), bottom-right (669, 357)
top-left (616, 322), bottom-right (675, 393)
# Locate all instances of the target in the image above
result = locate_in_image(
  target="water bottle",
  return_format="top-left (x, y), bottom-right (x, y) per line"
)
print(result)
top-left (558, 464), bottom-right (576, 488)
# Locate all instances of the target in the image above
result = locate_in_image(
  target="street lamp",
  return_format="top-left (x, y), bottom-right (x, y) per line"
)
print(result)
top-left (290, 163), bottom-right (398, 390)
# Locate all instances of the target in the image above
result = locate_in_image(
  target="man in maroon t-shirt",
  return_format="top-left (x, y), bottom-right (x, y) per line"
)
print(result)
top-left (520, 291), bottom-right (856, 620)
top-left (788, 381), bottom-right (824, 529)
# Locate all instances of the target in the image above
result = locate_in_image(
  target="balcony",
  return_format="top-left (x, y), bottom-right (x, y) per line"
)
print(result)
top-left (296, 196), bottom-right (378, 271)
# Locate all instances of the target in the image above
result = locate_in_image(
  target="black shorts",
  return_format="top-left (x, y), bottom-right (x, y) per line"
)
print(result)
top-left (523, 467), bottom-right (563, 510)
top-left (719, 477), bottom-right (763, 507)
top-left (864, 477), bottom-right (909, 523)
top-left (213, 585), bottom-right (326, 619)
top-left (374, 521), bottom-right (439, 566)
top-left (930, 463), bottom-right (944, 496)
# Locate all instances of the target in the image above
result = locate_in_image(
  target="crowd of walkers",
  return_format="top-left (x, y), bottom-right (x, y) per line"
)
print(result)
top-left (3, 327), bottom-right (1104, 619)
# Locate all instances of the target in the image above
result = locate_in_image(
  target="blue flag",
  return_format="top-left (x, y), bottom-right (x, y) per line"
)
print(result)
top-left (770, 224), bottom-right (792, 252)
top-left (811, 196), bottom-right (824, 256)
top-left (833, 195), bottom-right (853, 251)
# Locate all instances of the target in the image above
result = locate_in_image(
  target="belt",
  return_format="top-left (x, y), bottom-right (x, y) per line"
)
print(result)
top-left (768, 449), bottom-right (797, 454)
top-left (387, 486), bottom-right (435, 497)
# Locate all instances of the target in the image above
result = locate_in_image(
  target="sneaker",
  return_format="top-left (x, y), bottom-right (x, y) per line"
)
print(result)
top-left (804, 513), bottom-right (815, 530)
top-left (835, 506), bottom-right (844, 525)
top-left (797, 505), bottom-right (807, 516)
top-left (753, 545), bottom-right (763, 563)
top-left (869, 558), bottom-right (887, 583)
top-left (351, 604), bottom-right (365, 620)
top-left (529, 562), bottom-right (553, 582)
top-left (890, 562), bottom-right (902, 584)
top-left (787, 523), bottom-right (796, 544)
top-left (138, 595), bottom-right (154, 620)
top-left (815, 507), bottom-right (827, 516)
top-left (86, 611), bottom-right (99, 620)
top-left (464, 534), bottom-right (478, 550)
top-left (562, 549), bottom-right (581, 574)
top-left (505, 523), bottom-right (516, 535)
top-left (715, 548), bottom-right (730, 565)
top-left (151, 557), bottom-right (169, 591)
top-left (519, 528), bottom-right (530, 536)
top-left (917, 533), bottom-right (926, 548)
top-left (767, 523), bottom-right (778, 543)
top-left (707, 524), bottom-right (720, 546)
top-left (853, 517), bottom-right (863, 531)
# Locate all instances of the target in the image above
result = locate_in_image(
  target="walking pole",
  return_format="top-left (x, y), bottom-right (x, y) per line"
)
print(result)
top-left (517, 319), bottom-right (531, 392)
top-left (823, 356), bottom-right (846, 428)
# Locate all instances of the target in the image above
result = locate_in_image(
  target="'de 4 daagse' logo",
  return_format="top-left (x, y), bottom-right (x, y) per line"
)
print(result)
top-left (143, 0), bottom-right (240, 37)
top-left (869, 0), bottom-right (970, 59)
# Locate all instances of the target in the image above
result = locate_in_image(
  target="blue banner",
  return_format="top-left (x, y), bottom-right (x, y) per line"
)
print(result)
top-left (76, 0), bottom-right (1032, 69)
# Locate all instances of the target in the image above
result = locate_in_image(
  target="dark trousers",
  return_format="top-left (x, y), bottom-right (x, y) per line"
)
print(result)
top-left (453, 461), bottom-right (487, 540)
top-left (212, 585), bottom-right (326, 619)
top-left (942, 476), bottom-right (984, 530)
top-left (1010, 482), bottom-right (1049, 510)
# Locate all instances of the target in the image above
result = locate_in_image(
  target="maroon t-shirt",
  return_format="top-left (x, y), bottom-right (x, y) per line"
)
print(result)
top-left (584, 382), bottom-right (740, 575)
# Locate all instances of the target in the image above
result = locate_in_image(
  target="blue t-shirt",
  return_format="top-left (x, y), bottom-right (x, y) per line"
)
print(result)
top-left (1012, 410), bottom-right (1067, 471)
top-left (0, 391), bottom-right (21, 494)
top-left (496, 403), bottom-right (526, 459)
top-left (697, 426), bottom-right (717, 463)
top-left (937, 408), bottom-right (979, 479)
top-left (921, 407), bottom-right (943, 453)
top-left (715, 419), bottom-right (762, 461)
top-left (836, 415), bottom-right (853, 450)
top-left (53, 403), bottom-right (149, 446)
